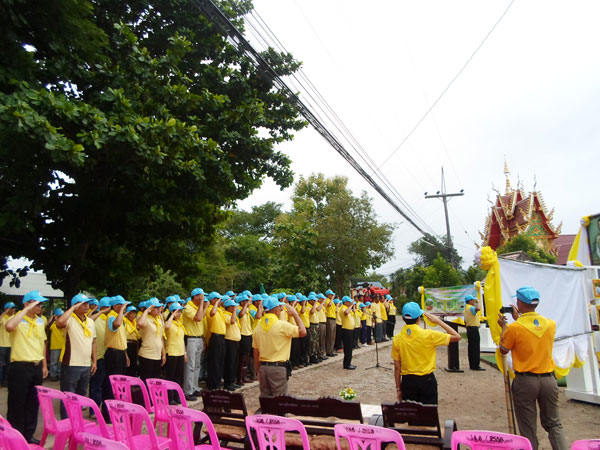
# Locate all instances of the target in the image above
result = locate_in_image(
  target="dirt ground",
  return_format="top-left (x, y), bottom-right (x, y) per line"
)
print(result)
top-left (1, 322), bottom-right (599, 448)
top-left (235, 325), bottom-right (600, 449)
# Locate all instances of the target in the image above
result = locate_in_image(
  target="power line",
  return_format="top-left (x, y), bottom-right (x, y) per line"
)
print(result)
top-left (373, 0), bottom-right (517, 174)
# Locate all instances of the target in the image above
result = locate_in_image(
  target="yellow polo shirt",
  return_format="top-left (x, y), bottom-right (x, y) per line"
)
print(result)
top-left (318, 304), bottom-right (327, 323)
top-left (123, 317), bottom-right (140, 341)
top-left (224, 311), bottom-right (241, 342)
top-left (391, 324), bottom-right (450, 375)
top-left (165, 319), bottom-right (186, 357)
top-left (0, 314), bottom-right (14, 347)
top-left (240, 310), bottom-right (253, 336)
top-left (388, 303), bottom-right (397, 317)
top-left (341, 306), bottom-right (354, 330)
top-left (373, 303), bottom-right (382, 323)
top-left (296, 304), bottom-right (310, 328)
top-left (500, 312), bottom-right (555, 373)
top-left (95, 314), bottom-right (108, 359)
top-left (206, 305), bottom-right (227, 342)
top-left (62, 314), bottom-right (96, 367)
top-left (252, 314), bottom-right (299, 362)
top-left (365, 306), bottom-right (373, 327)
top-left (381, 303), bottom-right (388, 320)
top-left (325, 299), bottom-right (336, 319)
top-left (183, 301), bottom-right (204, 337)
top-left (105, 311), bottom-right (127, 351)
top-left (464, 305), bottom-right (480, 327)
top-left (9, 315), bottom-right (46, 362)
top-left (336, 305), bottom-right (342, 326)
top-left (354, 310), bottom-right (361, 328)
top-left (138, 315), bottom-right (164, 360)
top-left (50, 322), bottom-right (66, 351)
top-left (309, 303), bottom-right (319, 325)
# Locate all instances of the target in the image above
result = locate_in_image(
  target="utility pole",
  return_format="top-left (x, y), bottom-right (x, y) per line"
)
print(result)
top-left (424, 167), bottom-right (464, 262)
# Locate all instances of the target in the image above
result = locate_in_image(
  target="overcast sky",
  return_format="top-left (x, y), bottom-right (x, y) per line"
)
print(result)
top-left (235, 0), bottom-right (600, 274)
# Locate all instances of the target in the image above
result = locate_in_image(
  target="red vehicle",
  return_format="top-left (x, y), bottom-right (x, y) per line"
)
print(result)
top-left (351, 281), bottom-right (390, 299)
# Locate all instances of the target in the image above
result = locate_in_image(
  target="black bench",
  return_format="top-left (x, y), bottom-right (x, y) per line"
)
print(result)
top-left (376, 400), bottom-right (456, 450)
top-left (201, 389), bottom-right (250, 449)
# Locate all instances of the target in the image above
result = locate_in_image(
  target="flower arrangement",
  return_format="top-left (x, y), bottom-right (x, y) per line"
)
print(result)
top-left (339, 387), bottom-right (357, 400)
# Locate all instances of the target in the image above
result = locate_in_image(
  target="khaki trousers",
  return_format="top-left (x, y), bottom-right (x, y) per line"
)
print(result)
top-left (512, 374), bottom-right (568, 450)
top-left (325, 318), bottom-right (336, 354)
top-left (318, 322), bottom-right (327, 356)
top-left (259, 365), bottom-right (288, 397)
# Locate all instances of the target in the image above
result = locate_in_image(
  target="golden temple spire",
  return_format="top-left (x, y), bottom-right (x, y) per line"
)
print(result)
top-left (504, 158), bottom-right (512, 194)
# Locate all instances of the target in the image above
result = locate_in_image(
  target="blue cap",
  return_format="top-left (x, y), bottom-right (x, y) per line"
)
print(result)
top-left (89, 298), bottom-right (99, 306)
top-left (165, 296), bottom-right (177, 304)
top-left (317, 293), bottom-right (326, 299)
top-left (242, 290), bottom-right (252, 296)
top-left (148, 297), bottom-right (164, 308)
top-left (333, 299), bottom-right (341, 304)
top-left (225, 291), bottom-right (235, 297)
top-left (342, 296), bottom-right (352, 303)
top-left (325, 289), bottom-right (335, 296)
top-left (236, 294), bottom-right (249, 303)
top-left (287, 295), bottom-right (297, 302)
top-left (295, 292), bottom-right (303, 298)
top-left (385, 294), bottom-right (392, 300)
top-left (221, 295), bottom-right (230, 303)
top-left (359, 303), bottom-right (365, 308)
top-left (402, 302), bottom-right (423, 319)
top-left (169, 303), bottom-right (184, 312)
top-left (251, 294), bottom-right (263, 302)
top-left (365, 301), bottom-right (372, 306)
top-left (223, 299), bottom-right (237, 308)
top-left (126, 305), bottom-right (137, 313)
top-left (513, 286), bottom-right (540, 305)
top-left (4, 302), bottom-right (16, 309)
top-left (22, 290), bottom-right (49, 304)
top-left (99, 297), bottom-right (112, 308)
top-left (465, 295), bottom-right (477, 303)
top-left (110, 295), bottom-right (129, 306)
top-left (309, 291), bottom-right (316, 297)
top-left (53, 308), bottom-right (64, 316)
top-left (263, 296), bottom-right (284, 311)
top-left (207, 292), bottom-right (222, 301)
top-left (191, 288), bottom-right (204, 297)
top-left (261, 293), bottom-right (269, 300)
top-left (71, 293), bottom-right (90, 307)
top-left (308, 294), bottom-right (317, 301)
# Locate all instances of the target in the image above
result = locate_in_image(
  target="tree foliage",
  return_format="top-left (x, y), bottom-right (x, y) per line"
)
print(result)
top-left (0, 0), bottom-right (306, 298)
top-left (408, 234), bottom-right (462, 268)
top-left (496, 234), bottom-right (557, 264)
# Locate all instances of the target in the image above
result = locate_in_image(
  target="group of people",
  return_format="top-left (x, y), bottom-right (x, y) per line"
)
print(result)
top-left (0, 284), bottom-right (567, 450)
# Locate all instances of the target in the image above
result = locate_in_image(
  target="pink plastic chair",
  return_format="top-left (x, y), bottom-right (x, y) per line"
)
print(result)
top-left (105, 399), bottom-right (171, 450)
top-left (334, 423), bottom-right (406, 450)
top-left (35, 385), bottom-right (73, 450)
top-left (109, 374), bottom-right (154, 433)
top-left (245, 414), bottom-right (310, 450)
top-left (147, 378), bottom-right (188, 436)
top-left (451, 430), bottom-right (533, 450)
top-left (0, 422), bottom-right (45, 450)
top-left (572, 440), bottom-right (600, 450)
top-left (81, 432), bottom-right (129, 450)
top-left (64, 391), bottom-right (114, 449)
top-left (167, 405), bottom-right (231, 450)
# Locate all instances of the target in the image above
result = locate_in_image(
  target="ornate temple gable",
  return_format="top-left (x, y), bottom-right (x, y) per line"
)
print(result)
top-left (480, 163), bottom-right (560, 252)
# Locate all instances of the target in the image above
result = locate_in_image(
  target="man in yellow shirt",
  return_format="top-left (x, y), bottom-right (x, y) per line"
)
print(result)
top-left (237, 294), bottom-right (254, 385)
top-left (307, 294), bottom-right (320, 364)
top-left (385, 295), bottom-right (397, 340)
top-left (324, 290), bottom-right (337, 357)
top-left (498, 287), bottom-right (567, 450)
top-left (317, 294), bottom-right (328, 360)
top-left (463, 294), bottom-right (485, 371)
top-left (253, 296), bottom-right (306, 397)
top-left (223, 298), bottom-right (243, 391)
top-left (56, 293), bottom-right (97, 418)
top-left (340, 296), bottom-right (356, 369)
top-left (206, 292), bottom-right (226, 390)
top-left (90, 297), bottom-right (110, 413)
top-left (137, 298), bottom-right (166, 382)
top-left (123, 305), bottom-right (140, 377)
top-left (0, 301), bottom-right (16, 386)
top-left (182, 288), bottom-right (207, 401)
top-left (5, 291), bottom-right (49, 444)
top-left (392, 302), bottom-right (460, 404)
top-left (47, 307), bottom-right (66, 381)
top-left (165, 302), bottom-right (186, 404)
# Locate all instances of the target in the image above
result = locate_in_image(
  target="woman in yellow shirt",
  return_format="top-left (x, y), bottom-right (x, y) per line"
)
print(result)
top-left (123, 305), bottom-right (140, 377)
top-left (223, 298), bottom-right (242, 391)
top-left (47, 308), bottom-right (66, 381)
top-left (165, 302), bottom-right (186, 403)
top-left (137, 299), bottom-right (166, 382)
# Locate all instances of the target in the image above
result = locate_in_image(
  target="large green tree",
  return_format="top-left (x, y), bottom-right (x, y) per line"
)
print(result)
top-left (408, 234), bottom-right (462, 268)
top-left (0, 0), bottom-right (306, 298)
top-left (273, 174), bottom-right (394, 294)
top-left (496, 234), bottom-right (557, 264)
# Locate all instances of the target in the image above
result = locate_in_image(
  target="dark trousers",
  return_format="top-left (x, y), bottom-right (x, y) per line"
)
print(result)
top-left (165, 355), bottom-right (185, 389)
top-left (290, 337), bottom-right (301, 366)
top-left (102, 348), bottom-right (127, 419)
top-left (342, 328), bottom-right (353, 368)
top-left (126, 340), bottom-right (139, 377)
top-left (334, 324), bottom-right (343, 350)
top-left (366, 325), bottom-right (373, 344)
top-left (138, 356), bottom-right (161, 382)
top-left (360, 321), bottom-right (367, 344)
top-left (7, 361), bottom-right (43, 442)
top-left (401, 372), bottom-right (438, 405)
top-left (353, 328), bottom-right (360, 347)
top-left (374, 323), bottom-right (383, 342)
top-left (0, 346), bottom-right (11, 386)
top-left (89, 358), bottom-right (105, 407)
top-left (386, 316), bottom-right (396, 339)
top-left (60, 366), bottom-right (91, 418)
top-left (206, 333), bottom-right (226, 390)
top-left (224, 339), bottom-right (239, 386)
top-left (466, 326), bottom-right (481, 369)
top-left (300, 334), bottom-right (309, 364)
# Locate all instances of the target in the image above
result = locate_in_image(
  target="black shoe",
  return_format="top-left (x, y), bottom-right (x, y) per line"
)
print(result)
top-left (169, 398), bottom-right (179, 405)
top-left (327, 353), bottom-right (336, 357)
top-left (472, 367), bottom-right (486, 371)
top-left (310, 357), bottom-right (319, 364)
top-left (193, 389), bottom-right (202, 396)
top-left (224, 384), bottom-right (236, 391)
top-left (185, 394), bottom-right (197, 401)
top-left (232, 383), bottom-right (242, 389)
top-left (321, 355), bottom-right (328, 360)
top-left (343, 365), bottom-right (356, 370)
top-left (28, 438), bottom-right (41, 445)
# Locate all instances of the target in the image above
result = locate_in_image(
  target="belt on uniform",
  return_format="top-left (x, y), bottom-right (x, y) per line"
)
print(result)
top-left (12, 360), bottom-right (42, 366)
top-left (261, 361), bottom-right (287, 367)
top-left (515, 371), bottom-right (554, 377)
top-left (187, 336), bottom-right (202, 339)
